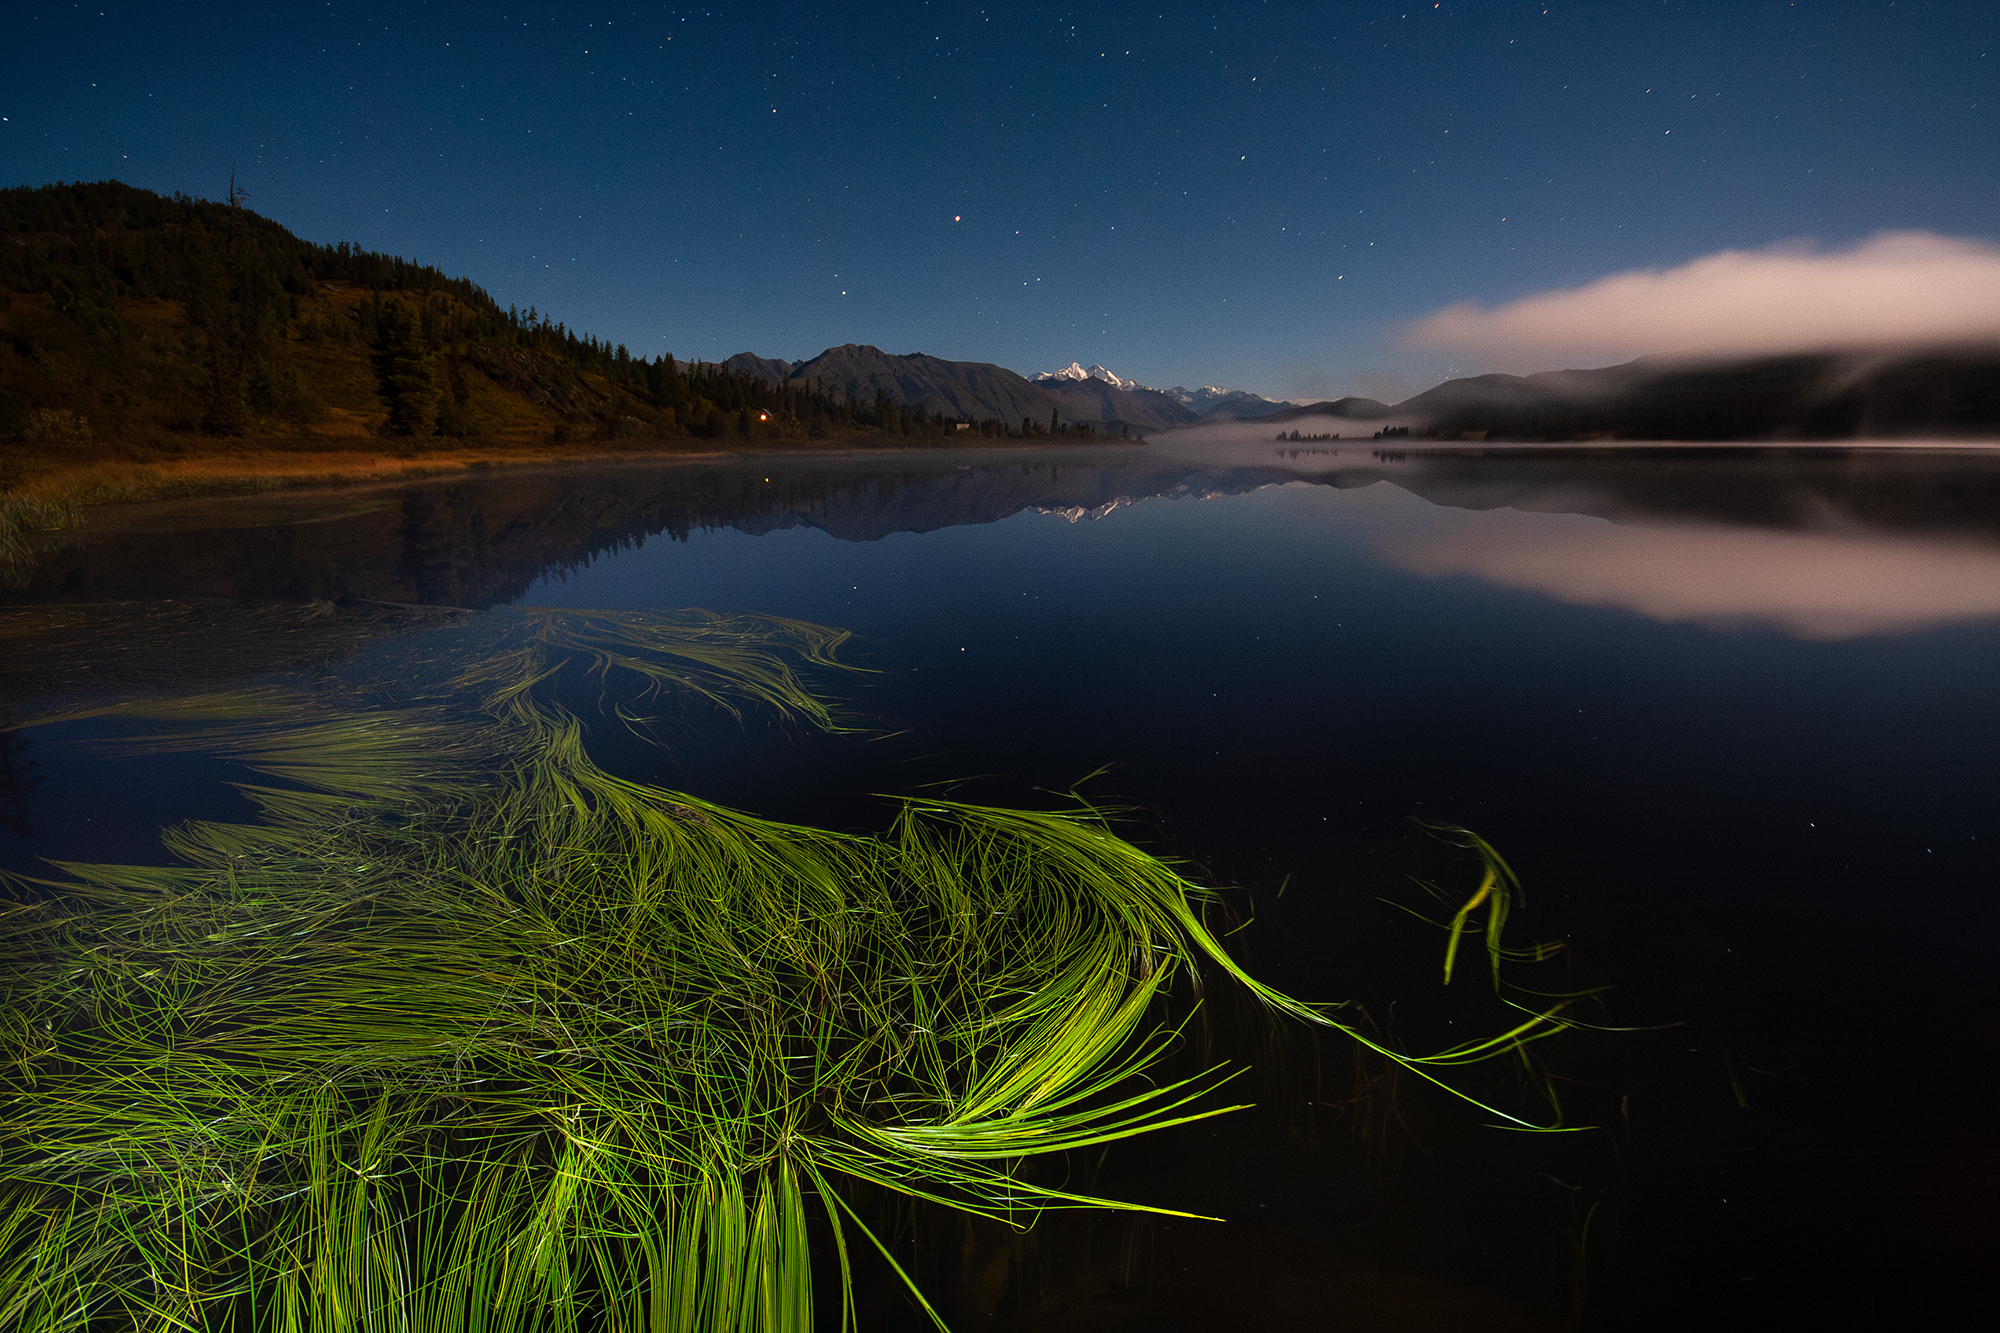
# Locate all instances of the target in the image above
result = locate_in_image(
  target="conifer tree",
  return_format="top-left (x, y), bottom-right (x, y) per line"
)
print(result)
top-left (379, 299), bottom-right (439, 436)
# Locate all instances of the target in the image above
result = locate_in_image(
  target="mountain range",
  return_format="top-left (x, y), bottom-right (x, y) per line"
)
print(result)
top-left (723, 347), bottom-right (1064, 429)
top-left (720, 350), bottom-right (1300, 433)
top-left (1033, 361), bottom-right (1303, 420)
top-left (706, 343), bottom-right (2000, 443)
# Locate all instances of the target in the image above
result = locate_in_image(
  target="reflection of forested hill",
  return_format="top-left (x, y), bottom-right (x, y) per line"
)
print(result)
top-left (0, 599), bottom-right (474, 715)
top-left (11, 443), bottom-right (2000, 615)
top-left (1, 450), bottom-right (1234, 607)
top-left (1300, 445), bottom-right (2000, 541)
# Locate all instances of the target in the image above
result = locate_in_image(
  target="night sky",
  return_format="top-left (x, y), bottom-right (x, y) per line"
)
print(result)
top-left (5, 1), bottom-right (1997, 400)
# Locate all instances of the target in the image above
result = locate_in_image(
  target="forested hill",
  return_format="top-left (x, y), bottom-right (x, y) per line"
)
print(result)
top-left (1268, 350), bottom-right (2000, 442)
top-left (0, 181), bottom-right (1095, 490)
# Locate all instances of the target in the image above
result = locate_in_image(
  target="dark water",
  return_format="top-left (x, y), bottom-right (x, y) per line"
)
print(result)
top-left (5, 437), bottom-right (1998, 1329)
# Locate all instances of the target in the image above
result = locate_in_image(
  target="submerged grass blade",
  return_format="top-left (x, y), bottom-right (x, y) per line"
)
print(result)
top-left (0, 604), bottom-right (1589, 1331)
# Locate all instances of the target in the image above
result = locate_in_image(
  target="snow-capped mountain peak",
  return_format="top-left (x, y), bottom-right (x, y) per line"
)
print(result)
top-left (1035, 361), bottom-right (1143, 391)
top-left (1033, 363), bottom-right (1304, 419)
top-left (1084, 364), bottom-right (1140, 390)
top-left (1162, 385), bottom-right (1283, 410)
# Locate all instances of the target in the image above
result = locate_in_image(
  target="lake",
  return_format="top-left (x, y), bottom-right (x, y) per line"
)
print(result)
top-left (4, 433), bottom-right (1995, 1331)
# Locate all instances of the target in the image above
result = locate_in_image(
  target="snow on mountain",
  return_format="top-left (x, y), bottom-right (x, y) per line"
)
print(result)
top-left (1035, 362), bottom-right (1303, 419)
top-left (1034, 362), bottom-right (1141, 391)
top-left (1159, 385), bottom-right (1300, 417)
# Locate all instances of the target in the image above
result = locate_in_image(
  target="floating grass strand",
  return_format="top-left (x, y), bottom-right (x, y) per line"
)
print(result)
top-left (1428, 825), bottom-right (1524, 990)
top-left (436, 606), bottom-right (863, 738)
top-left (1, 606), bottom-right (1583, 1330)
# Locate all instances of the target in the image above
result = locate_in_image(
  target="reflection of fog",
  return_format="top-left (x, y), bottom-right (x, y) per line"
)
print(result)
top-left (1382, 513), bottom-right (2000, 639)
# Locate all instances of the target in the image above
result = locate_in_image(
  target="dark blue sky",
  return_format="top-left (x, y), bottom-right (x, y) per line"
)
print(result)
top-left (5, 1), bottom-right (1996, 398)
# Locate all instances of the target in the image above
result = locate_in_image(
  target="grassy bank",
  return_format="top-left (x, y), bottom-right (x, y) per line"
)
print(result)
top-left (1, 431), bottom-right (1140, 512)
top-left (3, 439), bottom-right (725, 508)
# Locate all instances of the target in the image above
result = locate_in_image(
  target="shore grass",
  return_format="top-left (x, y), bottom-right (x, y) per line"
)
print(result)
top-left (2, 431), bottom-right (1133, 514)
top-left (1, 442), bottom-right (726, 510)
top-left (0, 497), bottom-right (81, 591)
top-left (0, 606), bottom-right (1577, 1331)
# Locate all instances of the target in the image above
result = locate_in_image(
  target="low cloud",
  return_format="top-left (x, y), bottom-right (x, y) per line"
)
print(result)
top-left (1383, 516), bottom-right (2000, 639)
top-left (1404, 232), bottom-right (2000, 367)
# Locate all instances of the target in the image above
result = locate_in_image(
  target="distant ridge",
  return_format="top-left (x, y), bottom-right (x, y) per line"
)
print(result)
top-left (1034, 361), bottom-right (1137, 389)
top-left (1268, 353), bottom-right (2000, 441)
top-left (1185, 389), bottom-right (1312, 421)
top-left (1031, 361), bottom-right (1300, 421)
top-left (1260, 397), bottom-right (1394, 424)
top-left (705, 345), bottom-right (1176, 434)
top-left (722, 352), bottom-right (795, 387)
top-left (788, 345), bottom-right (1062, 428)
top-left (1035, 378), bottom-right (1198, 430)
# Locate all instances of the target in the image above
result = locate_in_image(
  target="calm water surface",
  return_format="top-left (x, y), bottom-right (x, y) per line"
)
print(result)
top-left (5, 436), bottom-right (1997, 1330)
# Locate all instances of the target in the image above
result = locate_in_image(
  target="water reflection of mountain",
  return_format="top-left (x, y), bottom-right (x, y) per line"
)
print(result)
top-left (0, 449), bottom-right (1225, 607)
top-left (8, 444), bottom-right (2000, 615)
top-left (1322, 444), bottom-right (2000, 539)
top-left (0, 600), bottom-right (475, 716)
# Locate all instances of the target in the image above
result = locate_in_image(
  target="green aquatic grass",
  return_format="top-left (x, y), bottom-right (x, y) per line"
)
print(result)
top-left (0, 497), bottom-right (80, 591)
top-left (1, 606), bottom-right (1580, 1331)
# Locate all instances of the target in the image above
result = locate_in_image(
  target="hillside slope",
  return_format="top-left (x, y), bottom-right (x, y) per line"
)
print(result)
top-left (1, 182), bottom-right (1112, 501)
top-left (1036, 377), bottom-right (1199, 430)
top-left (1270, 354), bottom-right (2000, 441)
top-left (788, 345), bottom-right (1065, 428)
